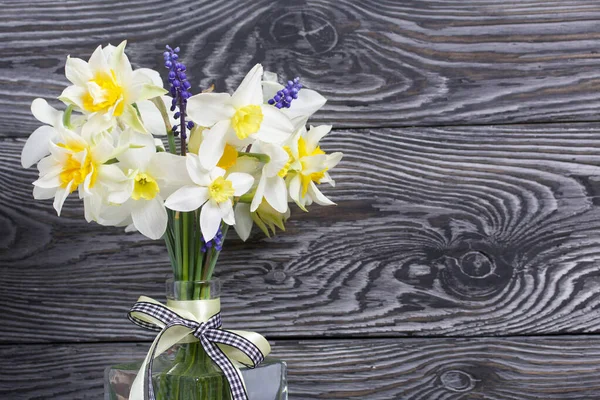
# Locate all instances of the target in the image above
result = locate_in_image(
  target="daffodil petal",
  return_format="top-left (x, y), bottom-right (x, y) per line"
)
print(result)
top-left (136, 99), bottom-right (168, 136)
top-left (233, 203), bottom-right (253, 241)
top-left (255, 105), bottom-right (293, 144)
top-left (21, 125), bottom-right (57, 168)
top-left (185, 153), bottom-right (212, 186)
top-left (58, 85), bottom-right (87, 110)
top-left (219, 200), bottom-right (235, 225)
top-left (200, 201), bottom-right (222, 241)
top-left (231, 63), bottom-right (264, 108)
top-left (121, 103), bottom-right (148, 134)
top-left (65, 56), bottom-right (93, 86)
top-left (131, 196), bottom-right (168, 240)
top-left (31, 98), bottom-right (62, 126)
top-left (33, 185), bottom-right (56, 200)
top-left (250, 173), bottom-right (267, 212)
top-left (264, 176), bottom-right (288, 213)
top-left (187, 93), bottom-right (234, 127)
top-left (198, 120), bottom-right (229, 169)
top-left (305, 125), bottom-right (332, 151)
top-left (227, 172), bottom-right (254, 196)
top-left (53, 183), bottom-right (72, 216)
top-left (88, 44), bottom-right (109, 73)
top-left (309, 181), bottom-right (335, 206)
top-left (285, 88), bottom-right (327, 121)
top-left (165, 185), bottom-right (208, 212)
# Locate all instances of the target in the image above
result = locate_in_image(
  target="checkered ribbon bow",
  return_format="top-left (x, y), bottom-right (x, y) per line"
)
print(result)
top-left (128, 300), bottom-right (266, 400)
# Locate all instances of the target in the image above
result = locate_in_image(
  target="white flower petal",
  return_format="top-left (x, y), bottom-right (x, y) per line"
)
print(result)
top-left (165, 185), bottom-right (208, 212)
top-left (121, 103), bottom-right (148, 134)
top-left (288, 174), bottom-right (303, 208)
top-left (231, 63), bottom-right (264, 108)
top-left (325, 152), bottom-right (343, 170)
top-left (233, 203), bottom-right (253, 241)
top-left (110, 40), bottom-right (133, 84)
top-left (131, 196), bottom-right (168, 240)
top-left (305, 125), bottom-right (332, 151)
top-left (219, 200), bottom-right (235, 225)
top-left (185, 153), bottom-right (212, 186)
top-left (227, 172), bottom-right (254, 196)
top-left (33, 186), bottom-right (56, 200)
top-left (135, 99), bottom-right (168, 135)
top-left (200, 201), bottom-right (222, 241)
top-left (255, 105), bottom-right (293, 144)
top-left (198, 120), bottom-right (229, 169)
top-left (21, 125), bottom-right (57, 168)
top-left (65, 56), bottom-right (93, 86)
top-left (88, 44), bottom-right (109, 73)
top-left (285, 88), bottom-right (327, 121)
top-left (187, 93), bottom-right (234, 127)
top-left (53, 183), bottom-right (72, 216)
top-left (250, 173), bottom-right (267, 212)
top-left (31, 98), bottom-right (62, 127)
top-left (81, 112), bottom-right (114, 139)
top-left (209, 166), bottom-right (226, 181)
top-left (117, 133), bottom-right (156, 171)
top-left (136, 68), bottom-right (164, 88)
top-left (261, 80), bottom-right (282, 103)
top-left (264, 176), bottom-right (288, 213)
top-left (58, 85), bottom-right (87, 110)
top-left (309, 181), bottom-right (335, 206)
top-left (147, 152), bottom-right (190, 188)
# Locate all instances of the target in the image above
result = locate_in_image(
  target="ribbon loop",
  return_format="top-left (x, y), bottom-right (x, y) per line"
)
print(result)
top-left (127, 297), bottom-right (270, 400)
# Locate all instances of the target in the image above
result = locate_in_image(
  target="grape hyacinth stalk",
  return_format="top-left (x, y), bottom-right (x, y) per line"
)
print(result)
top-left (161, 45), bottom-right (222, 296)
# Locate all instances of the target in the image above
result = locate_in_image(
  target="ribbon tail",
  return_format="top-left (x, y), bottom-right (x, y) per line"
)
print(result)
top-left (200, 336), bottom-right (250, 400)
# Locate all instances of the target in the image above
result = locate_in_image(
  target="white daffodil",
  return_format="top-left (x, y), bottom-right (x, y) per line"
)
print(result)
top-left (165, 153), bottom-right (254, 241)
top-left (59, 40), bottom-right (166, 137)
top-left (286, 125), bottom-right (343, 210)
top-left (250, 141), bottom-right (291, 213)
top-left (30, 123), bottom-right (118, 216)
top-left (98, 133), bottom-right (188, 240)
top-left (262, 71), bottom-right (326, 129)
top-left (186, 63), bottom-right (293, 169)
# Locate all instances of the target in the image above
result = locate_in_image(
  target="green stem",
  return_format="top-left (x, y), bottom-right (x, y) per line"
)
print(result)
top-left (204, 224), bottom-right (229, 282)
top-left (173, 212), bottom-right (183, 280)
top-left (182, 212), bottom-right (190, 281)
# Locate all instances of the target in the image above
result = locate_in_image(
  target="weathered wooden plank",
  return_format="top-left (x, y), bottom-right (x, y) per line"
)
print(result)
top-left (2, 337), bottom-right (600, 399)
top-left (4, 0), bottom-right (600, 133)
top-left (3, 122), bottom-right (600, 341)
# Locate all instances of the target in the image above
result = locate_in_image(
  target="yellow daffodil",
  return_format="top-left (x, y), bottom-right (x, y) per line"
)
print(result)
top-left (286, 125), bottom-right (342, 210)
top-left (59, 41), bottom-right (166, 138)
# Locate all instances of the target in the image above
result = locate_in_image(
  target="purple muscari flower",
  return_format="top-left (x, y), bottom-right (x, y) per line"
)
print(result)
top-left (201, 226), bottom-right (224, 253)
top-left (268, 77), bottom-right (302, 109)
top-left (164, 45), bottom-right (192, 141)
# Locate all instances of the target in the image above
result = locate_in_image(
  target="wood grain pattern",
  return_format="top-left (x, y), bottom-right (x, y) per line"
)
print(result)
top-left (5, 0), bottom-right (600, 132)
top-left (4, 122), bottom-right (600, 342)
top-left (2, 337), bottom-right (600, 399)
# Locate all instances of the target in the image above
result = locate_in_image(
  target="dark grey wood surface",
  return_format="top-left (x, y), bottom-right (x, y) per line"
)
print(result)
top-left (3, 337), bottom-right (600, 400)
top-left (2, 0), bottom-right (600, 398)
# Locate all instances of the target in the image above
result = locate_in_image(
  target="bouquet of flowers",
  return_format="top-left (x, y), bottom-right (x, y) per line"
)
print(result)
top-left (20, 41), bottom-right (343, 400)
top-left (21, 41), bottom-right (342, 285)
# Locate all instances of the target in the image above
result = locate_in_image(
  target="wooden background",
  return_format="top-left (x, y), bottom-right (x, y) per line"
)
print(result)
top-left (2, 0), bottom-right (600, 398)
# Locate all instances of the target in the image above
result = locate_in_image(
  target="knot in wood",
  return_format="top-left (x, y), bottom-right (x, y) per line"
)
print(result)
top-left (439, 369), bottom-right (477, 392)
top-left (268, 11), bottom-right (338, 54)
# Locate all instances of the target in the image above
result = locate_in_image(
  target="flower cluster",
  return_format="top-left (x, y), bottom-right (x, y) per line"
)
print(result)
top-left (21, 42), bottom-right (343, 278)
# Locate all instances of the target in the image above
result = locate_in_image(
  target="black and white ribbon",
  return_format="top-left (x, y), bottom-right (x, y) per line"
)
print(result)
top-left (128, 301), bottom-right (265, 400)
